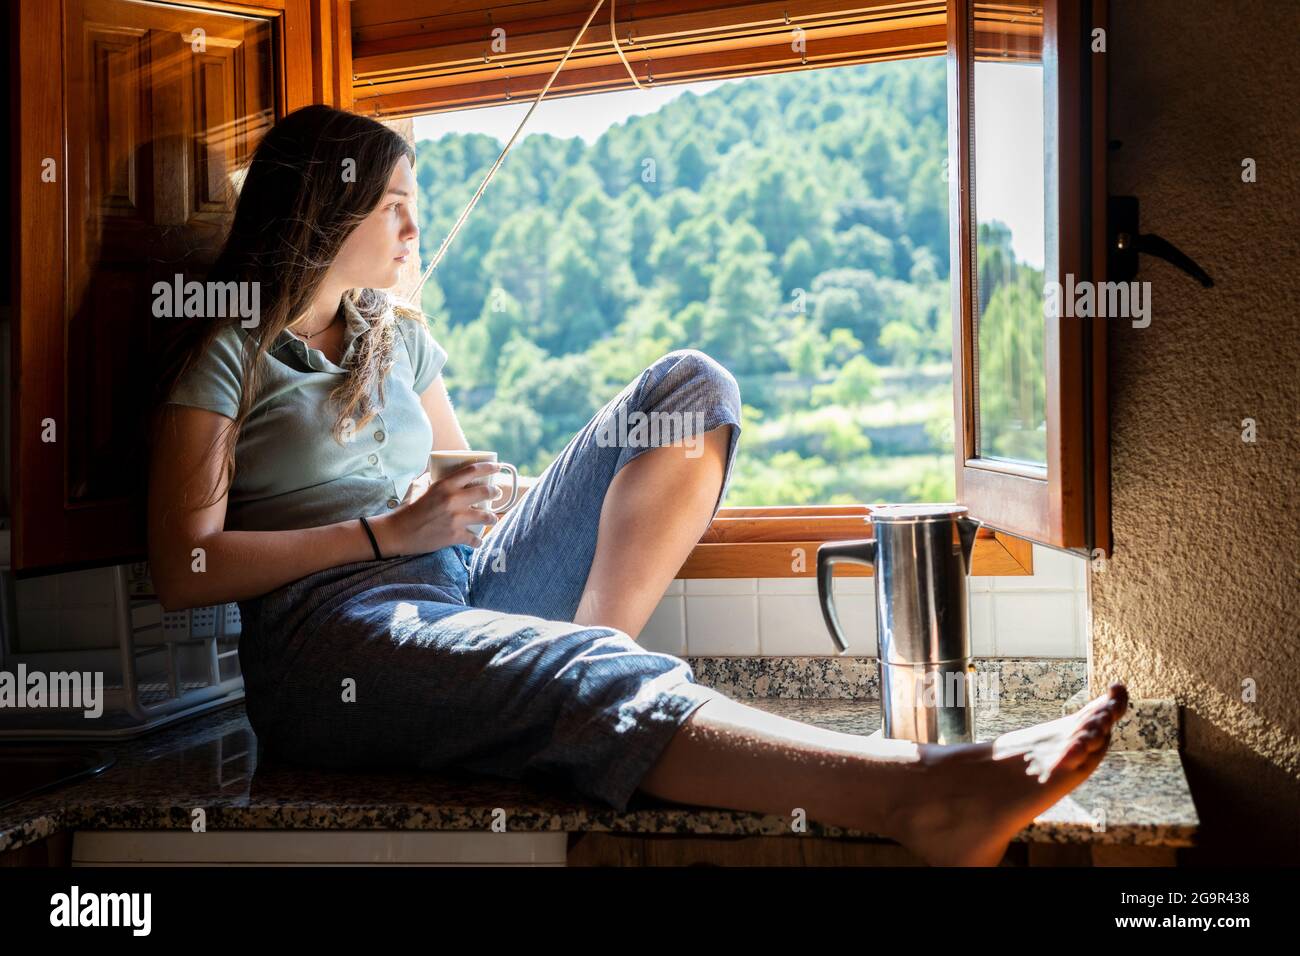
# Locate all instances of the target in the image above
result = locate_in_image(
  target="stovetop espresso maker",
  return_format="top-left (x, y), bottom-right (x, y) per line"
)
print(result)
top-left (816, 504), bottom-right (981, 745)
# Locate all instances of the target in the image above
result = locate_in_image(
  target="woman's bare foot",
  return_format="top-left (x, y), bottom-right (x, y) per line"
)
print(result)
top-left (882, 682), bottom-right (1129, 866)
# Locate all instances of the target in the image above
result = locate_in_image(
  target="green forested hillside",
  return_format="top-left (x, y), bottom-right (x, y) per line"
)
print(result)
top-left (413, 57), bottom-right (1029, 504)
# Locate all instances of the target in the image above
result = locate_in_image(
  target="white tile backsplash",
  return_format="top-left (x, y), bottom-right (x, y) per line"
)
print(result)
top-left (992, 544), bottom-right (1085, 590)
top-left (756, 585), bottom-right (876, 656)
top-left (638, 595), bottom-right (685, 655)
top-left (969, 592), bottom-right (994, 656)
top-left (831, 574), bottom-right (873, 594)
top-left (684, 577), bottom-right (756, 595)
top-left (16, 565), bottom-right (116, 608)
top-left (675, 543), bottom-right (1085, 659)
top-left (758, 594), bottom-right (821, 655)
top-left (756, 576), bottom-right (817, 595)
top-left (684, 594), bottom-right (758, 654)
top-left (834, 594), bottom-right (877, 655)
top-left (13, 566), bottom-right (119, 653)
top-left (992, 591), bottom-right (1078, 657)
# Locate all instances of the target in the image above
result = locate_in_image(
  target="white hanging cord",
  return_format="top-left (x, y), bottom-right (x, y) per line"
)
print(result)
top-left (409, 0), bottom-right (646, 305)
top-left (611, 0), bottom-right (648, 90)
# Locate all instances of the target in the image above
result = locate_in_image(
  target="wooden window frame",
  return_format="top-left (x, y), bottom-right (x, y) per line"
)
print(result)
top-left (678, 505), bottom-right (1033, 577)
top-left (349, 1), bottom-right (949, 116)
top-left (350, 1), bottom-right (1068, 577)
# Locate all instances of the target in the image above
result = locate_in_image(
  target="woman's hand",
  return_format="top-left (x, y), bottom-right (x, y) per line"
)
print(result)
top-left (371, 461), bottom-right (502, 556)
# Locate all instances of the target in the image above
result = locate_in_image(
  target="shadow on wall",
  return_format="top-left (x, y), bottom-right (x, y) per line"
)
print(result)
top-left (1092, 0), bottom-right (1300, 864)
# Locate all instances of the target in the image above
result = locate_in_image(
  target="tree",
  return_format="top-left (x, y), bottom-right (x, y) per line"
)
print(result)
top-left (673, 301), bottom-right (710, 346)
top-left (834, 224), bottom-right (895, 276)
top-left (724, 163), bottom-right (827, 259)
top-left (550, 162), bottom-right (605, 211)
top-left (670, 139), bottom-right (710, 191)
top-left (493, 339), bottom-right (602, 471)
top-left (563, 186), bottom-right (636, 327)
top-left (781, 236), bottom-right (817, 295)
top-left (905, 156), bottom-right (949, 277)
top-left (834, 197), bottom-right (905, 239)
top-left (649, 214), bottom-right (727, 311)
top-left (781, 318), bottom-right (831, 379)
top-left (419, 277), bottom-right (453, 343)
top-left (978, 275), bottom-right (1045, 462)
top-left (660, 188), bottom-right (702, 231)
top-left (624, 191), bottom-right (666, 287)
top-left (812, 269), bottom-right (899, 358)
top-left (545, 230), bottom-right (607, 354)
top-left (482, 208), bottom-right (558, 325)
top-left (700, 229), bottom-right (782, 373)
top-left (444, 287), bottom-right (531, 390)
top-left (812, 354), bottom-right (880, 408)
top-left (585, 303), bottom-right (676, 396)
top-left (457, 397), bottom-right (545, 473)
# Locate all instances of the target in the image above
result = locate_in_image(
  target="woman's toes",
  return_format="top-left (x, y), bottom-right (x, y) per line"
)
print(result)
top-left (1074, 720), bottom-right (1107, 750)
top-left (1082, 729), bottom-right (1110, 755)
top-left (1056, 737), bottom-right (1092, 773)
top-left (1073, 704), bottom-right (1109, 734)
top-left (1064, 731), bottom-right (1089, 755)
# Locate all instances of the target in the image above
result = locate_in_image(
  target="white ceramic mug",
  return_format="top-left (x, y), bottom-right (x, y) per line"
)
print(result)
top-left (427, 450), bottom-right (519, 538)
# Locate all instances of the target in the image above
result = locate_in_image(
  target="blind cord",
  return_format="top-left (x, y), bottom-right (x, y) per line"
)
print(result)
top-left (408, 0), bottom-right (646, 306)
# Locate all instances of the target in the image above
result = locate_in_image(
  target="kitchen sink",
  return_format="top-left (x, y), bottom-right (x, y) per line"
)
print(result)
top-left (0, 744), bottom-right (116, 812)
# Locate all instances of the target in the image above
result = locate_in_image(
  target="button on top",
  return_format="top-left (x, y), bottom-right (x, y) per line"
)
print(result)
top-left (374, 430), bottom-right (386, 442)
top-left (386, 498), bottom-right (398, 509)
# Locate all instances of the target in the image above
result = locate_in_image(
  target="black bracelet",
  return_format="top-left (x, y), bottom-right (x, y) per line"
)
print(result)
top-left (358, 516), bottom-right (383, 560)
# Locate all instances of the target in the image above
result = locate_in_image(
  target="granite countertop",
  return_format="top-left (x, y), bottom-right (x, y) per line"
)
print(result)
top-left (0, 659), bottom-right (1199, 854)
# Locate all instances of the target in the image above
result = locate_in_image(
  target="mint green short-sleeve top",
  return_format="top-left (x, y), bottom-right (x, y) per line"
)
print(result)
top-left (163, 293), bottom-right (448, 533)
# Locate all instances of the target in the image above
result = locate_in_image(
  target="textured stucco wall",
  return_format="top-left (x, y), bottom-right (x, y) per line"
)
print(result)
top-left (1092, 0), bottom-right (1300, 863)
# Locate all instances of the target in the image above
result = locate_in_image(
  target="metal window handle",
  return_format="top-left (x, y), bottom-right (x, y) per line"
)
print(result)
top-left (1110, 195), bottom-right (1214, 287)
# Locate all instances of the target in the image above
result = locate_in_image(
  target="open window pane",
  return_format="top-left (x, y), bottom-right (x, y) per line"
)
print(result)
top-left (971, 7), bottom-right (1046, 466)
top-left (415, 60), bottom-right (955, 506)
top-left (948, 0), bottom-right (1108, 552)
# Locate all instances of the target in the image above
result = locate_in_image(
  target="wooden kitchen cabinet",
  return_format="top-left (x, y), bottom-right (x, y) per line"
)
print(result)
top-left (8, 0), bottom-right (327, 574)
top-left (0, 829), bottom-right (73, 867)
top-left (567, 832), bottom-right (935, 866)
top-left (565, 833), bottom-right (1180, 866)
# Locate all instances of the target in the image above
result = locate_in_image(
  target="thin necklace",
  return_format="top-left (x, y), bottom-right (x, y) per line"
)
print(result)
top-left (290, 311), bottom-right (341, 342)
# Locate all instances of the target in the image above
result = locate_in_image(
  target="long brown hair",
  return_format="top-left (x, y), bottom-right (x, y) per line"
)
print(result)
top-left (151, 104), bottom-right (420, 509)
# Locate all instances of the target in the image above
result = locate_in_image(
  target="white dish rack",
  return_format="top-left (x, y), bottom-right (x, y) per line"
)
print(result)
top-left (0, 562), bottom-right (246, 739)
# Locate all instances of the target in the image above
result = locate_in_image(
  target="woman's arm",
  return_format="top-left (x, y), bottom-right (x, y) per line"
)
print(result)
top-left (147, 405), bottom-right (399, 611)
top-left (419, 374), bottom-right (470, 452)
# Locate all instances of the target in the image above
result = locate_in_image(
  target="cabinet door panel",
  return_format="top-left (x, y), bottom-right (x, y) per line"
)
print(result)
top-left (11, 0), bottom-right (290, 572)
top-left (67, 0), bottom-right (273, 510)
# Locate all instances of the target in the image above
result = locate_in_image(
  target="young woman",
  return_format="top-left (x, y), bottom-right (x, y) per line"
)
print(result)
top-left (148, 104), bottom-right (1127, 867)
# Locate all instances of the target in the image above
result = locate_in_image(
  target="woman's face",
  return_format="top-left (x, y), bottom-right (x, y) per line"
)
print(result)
top-left (331, 154), bottom-right (419, 291)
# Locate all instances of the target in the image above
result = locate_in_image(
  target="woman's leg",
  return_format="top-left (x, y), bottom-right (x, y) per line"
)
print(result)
top-left (466, 348), bottom-right (742, 626)
top-left (455, 350), bottom-right (1128, 865)
top-left (635, 683), bottom-right (1130, 867)
top-left (573, 423), bottom-right (733, 637)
